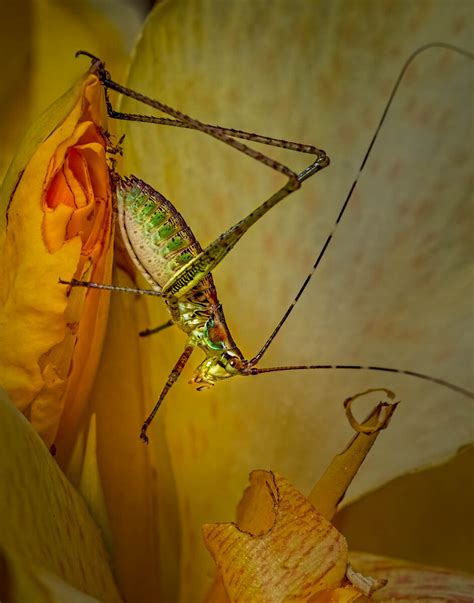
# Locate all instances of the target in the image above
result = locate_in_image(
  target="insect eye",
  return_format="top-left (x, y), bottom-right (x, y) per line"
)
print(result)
top-left (227, 356), bottom-right (238, 368)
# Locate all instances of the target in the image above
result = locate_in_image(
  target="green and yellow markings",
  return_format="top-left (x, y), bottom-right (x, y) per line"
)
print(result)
top-left (138, 200), bottom-right (156, 219)
top-left (145, 210), bottom-right (167, 232)
top-left (166, 236), bottom-right (184, 252)
top-left (158, 223), bottom-right (175, 240)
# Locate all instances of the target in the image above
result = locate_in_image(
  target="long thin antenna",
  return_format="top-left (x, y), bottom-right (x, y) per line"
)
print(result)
top-left (249, 43), bottom-right (474, 368)
top-left (245, 364), bottom-right (473, 399)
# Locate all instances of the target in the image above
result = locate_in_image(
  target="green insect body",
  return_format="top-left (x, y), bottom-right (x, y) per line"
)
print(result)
top-left (117, 175), bottom-right (244, 389)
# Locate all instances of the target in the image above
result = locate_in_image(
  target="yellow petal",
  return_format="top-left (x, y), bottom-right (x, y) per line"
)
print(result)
top-left (310, 390), bottom-right (398, 520)
top-left (120, 2), bottom-right (473, 597)
top-left (203, 471), bottom-right (348, 601)
top-left (83, 278), bottom-right (180, 601)
top-left (0, 69), bottom-right (114, 454)
top-left (0, 1), bottom-right (32, 181)
top-left (309, 588), bottom-right (368, 603)
top-left (204, 397), bottom-right (393, 602)
top-left (0, 388), bottom-right (121, 601)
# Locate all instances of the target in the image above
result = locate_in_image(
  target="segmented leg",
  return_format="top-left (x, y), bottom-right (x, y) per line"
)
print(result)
top-left (77, 51), bottom-right (328, 189)
top-left (140, 346), bottom-right (193, 444)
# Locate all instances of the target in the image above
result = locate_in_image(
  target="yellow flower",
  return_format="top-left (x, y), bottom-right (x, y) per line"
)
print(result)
top-left (0, 1), bottom-right (473, 602)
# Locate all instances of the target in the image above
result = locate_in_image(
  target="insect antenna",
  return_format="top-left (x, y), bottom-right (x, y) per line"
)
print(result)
top-left (246, 365), bottom-right (474, 400)
top-left (244, 43), bottom-right (474, 400)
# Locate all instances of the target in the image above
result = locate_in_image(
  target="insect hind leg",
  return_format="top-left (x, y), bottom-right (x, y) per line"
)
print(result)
top-left (77, 52), bottom-right (328, 188)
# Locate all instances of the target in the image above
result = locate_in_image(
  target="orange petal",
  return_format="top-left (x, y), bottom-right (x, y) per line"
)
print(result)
top-left (0, 70), bottom-right (114, 455)
top-left (203, 471), bottom-right (348, 601)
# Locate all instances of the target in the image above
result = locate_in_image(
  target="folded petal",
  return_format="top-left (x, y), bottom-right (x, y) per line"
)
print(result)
top-left (203, 471), bottom-right (348, 602)
top-left (204, 395), bottom-right (396, 602)
top-left (0, 70), bottom-right (114, 454)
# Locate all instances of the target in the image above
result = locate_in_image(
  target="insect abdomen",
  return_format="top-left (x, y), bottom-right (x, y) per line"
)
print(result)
top-left (117, 175), bottom-right (201, 288)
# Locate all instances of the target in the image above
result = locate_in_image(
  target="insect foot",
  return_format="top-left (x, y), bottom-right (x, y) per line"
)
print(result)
top-left (140, 423), bottom-right (150, 445)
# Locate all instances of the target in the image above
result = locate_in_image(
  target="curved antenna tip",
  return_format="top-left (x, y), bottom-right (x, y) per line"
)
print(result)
top-left (75, 50), bottom-right (102, 63)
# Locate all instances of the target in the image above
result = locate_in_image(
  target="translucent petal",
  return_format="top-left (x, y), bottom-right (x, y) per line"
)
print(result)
top-left (0, 0), bottom-right (136, 183)
top-left (118, 1), bottom-right (472, 598)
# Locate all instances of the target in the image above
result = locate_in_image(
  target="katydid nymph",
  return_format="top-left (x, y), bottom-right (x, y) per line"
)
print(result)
top-left (62, 46), bottom-right (474, 444)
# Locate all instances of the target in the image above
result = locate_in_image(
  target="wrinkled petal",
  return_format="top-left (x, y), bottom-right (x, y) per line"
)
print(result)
top-left (0, 388), bottom-right (122, 602)
top-left (0, 70), bottom-right (114, 454)
top-left (204, 396), bottom-right (395, 602)
top-left (203, 471), bottom-right (348, 602)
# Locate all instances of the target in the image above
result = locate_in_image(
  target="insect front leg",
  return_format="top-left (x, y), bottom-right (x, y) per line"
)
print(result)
top-left (140, 345), bottom-right (194, 444)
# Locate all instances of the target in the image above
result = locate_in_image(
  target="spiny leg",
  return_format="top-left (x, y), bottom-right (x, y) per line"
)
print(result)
top-left (77, 51), bottom-right (328, 187)
top-left (58, 278), bottom-right (162, 297)
top-left (60, 287), bottom-right (175, 335)
top-left (75, 52), bottom-right (329, 301)
top-left (140, 346), bottom-right (193, 443)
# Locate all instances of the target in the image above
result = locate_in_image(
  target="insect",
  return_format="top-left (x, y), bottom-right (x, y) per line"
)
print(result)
top-left (62, 45), bottom-right (474, 444)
